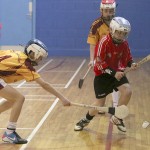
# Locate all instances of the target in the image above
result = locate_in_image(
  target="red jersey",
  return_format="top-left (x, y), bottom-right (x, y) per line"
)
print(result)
top-left (94, 34), bottom-right (133, 76)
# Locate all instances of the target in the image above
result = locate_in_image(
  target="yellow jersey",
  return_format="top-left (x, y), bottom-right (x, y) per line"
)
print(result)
top-left (87, 17), bottom-right (109, 45)
top-left (0, 50), bottom-right (40, 83)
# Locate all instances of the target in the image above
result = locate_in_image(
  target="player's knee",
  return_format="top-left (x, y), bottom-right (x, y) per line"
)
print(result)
top-left (125, 87), bottom-right (132, 97)
top-left (20, 95), bottom-right (25, 102)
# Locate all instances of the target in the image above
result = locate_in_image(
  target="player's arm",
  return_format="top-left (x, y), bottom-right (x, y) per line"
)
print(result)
top-left (122, 43), bottom-right (138, 70)
top-left (87, 23), bottom-right (99, 68)
top-left (89, 44), bottom-right (96, 67)
top-left (35, 77), bottom-right (70, 106)
top-left (95, 39), bottom-right (110, 71)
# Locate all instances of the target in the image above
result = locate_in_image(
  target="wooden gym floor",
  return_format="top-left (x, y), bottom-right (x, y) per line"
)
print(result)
top-left (0, 57), bottom-right (149, 150)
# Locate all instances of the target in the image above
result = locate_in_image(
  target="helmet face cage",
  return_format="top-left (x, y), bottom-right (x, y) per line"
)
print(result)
top-left (110, 17), bottom-right (131, 42)
top-left (25, 39), bottom-right (48, 61)
top-left (100, 0), bottom-right (116, 21)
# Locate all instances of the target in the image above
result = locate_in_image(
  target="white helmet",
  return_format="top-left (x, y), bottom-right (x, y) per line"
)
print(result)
top-left (25, 39), bottom-right (48, 61)
top-left (100, 0), bottom-right (116, 10)
top-left (110, 17), bottom-right (131, 40)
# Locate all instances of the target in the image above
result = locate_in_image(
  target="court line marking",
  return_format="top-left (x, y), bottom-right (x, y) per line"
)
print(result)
top-left (65, 59), bottom-right (86, 88)
top-left (0, 99), bottom-right (55, 102)
top-left (15, 86), bottom-right (65, 89)
top-left (0, 128), bottom-right (34, 130)
top-left (43, 70), bottom-right (75, 72)
top-left (25, 95), bottom-right (56, 97)
top-left (25, 95), bottom-right (56, 101)
top-left (19, 59), bottom-right (86, 150)
top-left (25, 99), bottom-right (55, 101)
top-left (10, 83), bottom-right (66, 86)
top-left (18, 59), bottom-right (86, 90)
top-left (0, 95), bottom-right (56, 103)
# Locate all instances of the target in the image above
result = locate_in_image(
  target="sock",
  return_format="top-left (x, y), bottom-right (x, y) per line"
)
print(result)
top-left (6, 122), bottom-right (17, 134)
top-left (108, 107), bottom-right (115, 115)
top-left (112, 90), bottom-right (120, 106)
top-left (86, 111), bottom-right (95, 121)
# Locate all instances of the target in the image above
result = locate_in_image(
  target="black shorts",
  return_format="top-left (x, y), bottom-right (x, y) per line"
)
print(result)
top-left (94, 73), bottom-right (129, 99)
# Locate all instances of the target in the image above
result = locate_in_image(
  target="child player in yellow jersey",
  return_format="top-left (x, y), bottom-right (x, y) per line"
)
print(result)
top-left (0, 39), bottom-right (71, 144)
top-left (87, 0), bottom-right (119, 113)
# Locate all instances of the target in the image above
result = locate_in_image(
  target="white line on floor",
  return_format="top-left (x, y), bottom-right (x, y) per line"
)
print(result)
top-left (65, 59), bottom-right (86, 88)
top-left (25, 99), bottom-right (55, 101)
top-left (19, 59), bottom-right (86, 150)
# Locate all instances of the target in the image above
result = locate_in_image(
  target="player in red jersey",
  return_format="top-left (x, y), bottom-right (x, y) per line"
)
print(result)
top-left (87, 0), bottom-right (119, 114)
top-left (74, 17), bottom-right (137, 132)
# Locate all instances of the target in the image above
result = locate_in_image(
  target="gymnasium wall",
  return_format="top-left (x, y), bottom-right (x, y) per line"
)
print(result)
top-left (36, 0), bottom-right (150, 56)
top-left (0, 0), bottom-right (33, 45)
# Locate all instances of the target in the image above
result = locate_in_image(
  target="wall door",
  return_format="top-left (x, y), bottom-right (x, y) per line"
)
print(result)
top-left (0, 0), bottom-right (35, 45)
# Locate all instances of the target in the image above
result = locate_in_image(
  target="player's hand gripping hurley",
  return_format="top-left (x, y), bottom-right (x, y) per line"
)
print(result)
top-left (124, 54), bottom-right (150, 74)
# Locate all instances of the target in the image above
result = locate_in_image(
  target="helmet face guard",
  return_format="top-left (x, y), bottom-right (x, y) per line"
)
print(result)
top-left (101, 9), bottom-right (115, 21)
top-left (100, 0), bottom-right (116, 21)
top-left (24, 39), bottom-right (48, 64)
top-left (110, 17), bottom-right (131, 43)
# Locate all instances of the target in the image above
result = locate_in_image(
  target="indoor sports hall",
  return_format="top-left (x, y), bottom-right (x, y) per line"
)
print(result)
top-left (0, 0), bottom-right (150, 150)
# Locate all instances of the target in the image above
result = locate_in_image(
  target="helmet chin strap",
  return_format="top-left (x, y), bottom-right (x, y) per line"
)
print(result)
top-left (28, 56), bottom-right (38, 66)
top-left (31, 61), bottom-right (38, 66)
top-left (27, 51), bottom-right (38, 66)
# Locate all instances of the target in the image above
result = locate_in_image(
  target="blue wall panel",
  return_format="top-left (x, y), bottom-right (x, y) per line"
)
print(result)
top-left (0, 0), bottom-right (33, 45)
top-left (36, 0), bottom-right (150, 56)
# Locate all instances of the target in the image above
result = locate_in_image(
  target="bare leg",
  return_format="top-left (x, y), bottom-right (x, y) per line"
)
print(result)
top-left (117, 83), bottom-right (132, 106)
top-left (0, 85), bottom-right (25, 122)
top-left (74, 97), bottom-right (106, 131)
top-left (110, 83), bottom-right (132, 132)
top-left (88, 97), bottom-right (106, 116)
top-left (0, 100), bottom-right (14, 113)
top-left (0, 85), bottom-right (28, 144)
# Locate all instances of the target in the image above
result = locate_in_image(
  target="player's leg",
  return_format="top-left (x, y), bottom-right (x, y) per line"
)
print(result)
top-left (117, 83), bottom-right (132, 106)
top-left (98, 90), bottom-right (120, 114)
top-left (74, 97), bottom-right (106, 131)
top-left (74, 74), bottom-right (111, 131)
top-left (112, 90), bottom-right (120, 106)
top-left (0, 99), bottom-right (14, 113)
top-left (0, 84), bottom-right (27, 144)
top-left (111, 77), bottom-right (132, 132)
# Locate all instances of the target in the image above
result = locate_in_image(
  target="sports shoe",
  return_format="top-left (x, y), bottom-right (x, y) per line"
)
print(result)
top-left (2, 131), bottom-right (28, 144)
top-left (111, 115), bottom-right (126, 132)
top-left (74, 118), bottom-right (90, 131)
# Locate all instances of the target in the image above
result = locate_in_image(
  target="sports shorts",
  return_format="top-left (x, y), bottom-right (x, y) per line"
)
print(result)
top-left (94, 73), bottom-right (129, 99)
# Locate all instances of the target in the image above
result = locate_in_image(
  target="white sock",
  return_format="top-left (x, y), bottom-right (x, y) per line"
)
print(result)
top-left (112, 90), bottom-right (120, 107)
top-left (6, 122), bottom-right (17, 134)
